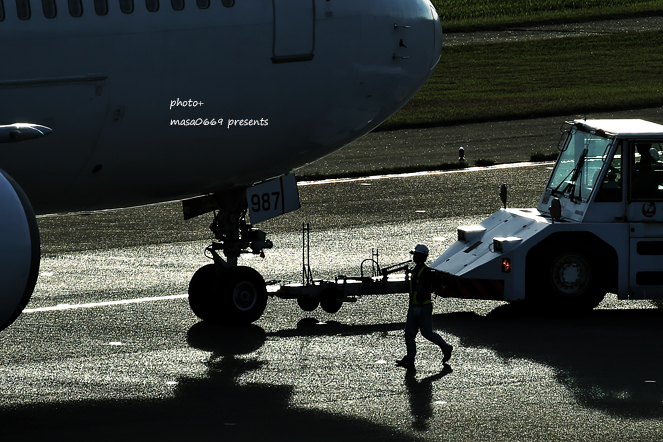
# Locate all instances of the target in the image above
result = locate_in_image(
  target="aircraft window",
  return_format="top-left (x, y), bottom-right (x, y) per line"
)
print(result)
top-left (145, 0), bottom-right (158, 12)
top-left (196, 0), bottom-right (208, 8)
top-left (170, 0), bottom-right (183, 10)
top-left (120, 0), bottom-right (133, 13)
top-left (16, 0), bottom-right (31, 19)
top-left (221, 0), bottom-right (233, 6)
top-left (68, 0), bottom-right (82, 16)
top-left (42, 0), bottom-right (56, 17)
top-left (0, 0), bottom-right (5, 21)
top-left (94, 0), bottom-right (107, 14)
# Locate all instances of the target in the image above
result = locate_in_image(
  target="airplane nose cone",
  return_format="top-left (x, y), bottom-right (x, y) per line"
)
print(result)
top-left (430, 3), bottom-right (442, 70)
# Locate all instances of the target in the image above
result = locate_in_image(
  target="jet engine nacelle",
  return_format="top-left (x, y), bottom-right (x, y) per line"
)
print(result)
top-left (0, 169), bottom-right (40, 330)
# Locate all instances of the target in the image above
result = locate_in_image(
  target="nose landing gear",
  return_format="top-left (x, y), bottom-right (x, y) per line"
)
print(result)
top-left (185, 189), bottom-right (272, 325)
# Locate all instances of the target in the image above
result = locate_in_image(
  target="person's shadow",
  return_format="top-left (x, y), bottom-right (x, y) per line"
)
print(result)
top-left (404, 364), bottom-right (453, 431)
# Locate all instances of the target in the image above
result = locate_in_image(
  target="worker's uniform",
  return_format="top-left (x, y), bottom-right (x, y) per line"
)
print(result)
top-left (404, 263), bottom-right (451, 361)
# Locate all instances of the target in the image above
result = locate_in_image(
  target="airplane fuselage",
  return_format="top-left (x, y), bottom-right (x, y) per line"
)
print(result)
top-left (0, 0), bottom-right (441, 214)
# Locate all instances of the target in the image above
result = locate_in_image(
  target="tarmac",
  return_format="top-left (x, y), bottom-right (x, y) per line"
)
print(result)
top-left (7, 160), bottom-right (663, 441)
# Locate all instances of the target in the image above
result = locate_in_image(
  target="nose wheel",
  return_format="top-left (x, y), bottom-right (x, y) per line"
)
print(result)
top-left (184, 188), bottom-right (273, 324)
top-left (189, 264), bottom-right (268, 324)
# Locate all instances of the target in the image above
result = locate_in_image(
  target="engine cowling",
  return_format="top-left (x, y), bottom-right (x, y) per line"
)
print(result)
top-left (0, 169), bottom-right (40, 331)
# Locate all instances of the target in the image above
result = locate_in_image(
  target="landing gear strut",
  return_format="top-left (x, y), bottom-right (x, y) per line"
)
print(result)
top-left (185, 189), bottom-right (273, 324)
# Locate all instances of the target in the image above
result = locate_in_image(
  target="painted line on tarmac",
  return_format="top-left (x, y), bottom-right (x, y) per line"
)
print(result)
top-left (23, 294), bottom-right (189, 313)
top-left (297, 161), bottom-right (554, 186)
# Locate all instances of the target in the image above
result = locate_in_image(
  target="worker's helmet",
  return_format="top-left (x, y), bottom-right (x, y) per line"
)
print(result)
top-left (411, 244), bottom-right (429, 256)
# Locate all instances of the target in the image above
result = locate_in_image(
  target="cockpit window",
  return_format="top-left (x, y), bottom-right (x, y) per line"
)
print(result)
top-left (16, 0), bottom-right (31, 19)
top-left (547, 124), bottom-right (613, 203)
top-left (120, 0), bottom-right (133, 13)
top-left (94, 0), bottom-right (107, 14)
top-left (42, 0), bottom-right (56, 17)
top-left (68, 0), bottom-right (82, 16)
top-left (145, 0), bottom-right (158, 12)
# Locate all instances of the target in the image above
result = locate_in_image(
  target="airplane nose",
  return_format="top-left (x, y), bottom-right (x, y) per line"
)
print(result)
top-left (429, 3), bottom-right (443, 71)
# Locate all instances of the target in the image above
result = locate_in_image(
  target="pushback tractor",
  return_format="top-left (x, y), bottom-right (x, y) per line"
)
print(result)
top-left (189, 119), bottom-right (663, 324)
top-left (431, 119), bottom-right (663, 311)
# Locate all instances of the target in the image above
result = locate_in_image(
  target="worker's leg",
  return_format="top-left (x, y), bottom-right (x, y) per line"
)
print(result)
top-left (419, 304), bottom-right (451, 351)
top-left (404, 304), bottom-right (420, 360)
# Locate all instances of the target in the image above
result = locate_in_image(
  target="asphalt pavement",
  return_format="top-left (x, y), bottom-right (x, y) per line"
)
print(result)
top-left (4, 160), bottom-right (663, 441)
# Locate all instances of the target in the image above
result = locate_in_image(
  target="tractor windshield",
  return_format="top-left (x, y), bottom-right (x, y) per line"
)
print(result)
top-left (547, 124), bottom-right (614, 203)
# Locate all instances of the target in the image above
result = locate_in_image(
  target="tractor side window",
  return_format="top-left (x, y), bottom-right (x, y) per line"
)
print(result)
top-left (595, 144), bottom-right (622, 202)
top-left (631, 142), bottom-right (663, 201)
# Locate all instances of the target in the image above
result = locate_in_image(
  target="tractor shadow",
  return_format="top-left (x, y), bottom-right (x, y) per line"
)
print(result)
top-left (434, 304), bottom-right (663, 419)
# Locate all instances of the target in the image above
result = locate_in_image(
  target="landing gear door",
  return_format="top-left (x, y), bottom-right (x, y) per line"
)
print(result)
top-left (628, 140), bottom-right (663, 299)
top-left (247, 173), bottom-right (300, 224)
top-left (272, 0), bottom-right (315, 63)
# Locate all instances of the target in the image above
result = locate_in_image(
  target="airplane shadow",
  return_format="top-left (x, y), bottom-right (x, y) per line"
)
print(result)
top-left (4, 307), bottom-right (661, 441)
top-left (0, 322), bottom-right (415, 442)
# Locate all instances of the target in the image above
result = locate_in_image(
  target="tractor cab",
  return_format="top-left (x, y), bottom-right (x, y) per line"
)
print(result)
top-left (538, 119), bottom-right (663, 223)
top-left (432, 119), bottom-right (663, 310)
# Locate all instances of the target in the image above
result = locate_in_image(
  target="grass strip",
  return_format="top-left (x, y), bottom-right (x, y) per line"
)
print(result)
top-left (381, 31), bottom-right (663, 130)
top-left (432, 0), bottom-right (663, 31)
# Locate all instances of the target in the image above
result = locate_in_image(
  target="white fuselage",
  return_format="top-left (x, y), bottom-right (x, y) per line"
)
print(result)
top-left (0, 0), bottom-right (442, 214)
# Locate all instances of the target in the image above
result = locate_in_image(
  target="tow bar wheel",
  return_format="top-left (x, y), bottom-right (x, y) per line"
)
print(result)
top-left (320, 287), bottom-right (343, 314)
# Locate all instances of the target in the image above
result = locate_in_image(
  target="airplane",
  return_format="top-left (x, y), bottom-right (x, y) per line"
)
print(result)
top-left (0, 0), bottom-right (442, 331)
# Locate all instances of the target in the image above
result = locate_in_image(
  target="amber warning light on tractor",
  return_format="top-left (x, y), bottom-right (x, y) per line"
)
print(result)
top-left (502, 258), bottom-right (511, 273)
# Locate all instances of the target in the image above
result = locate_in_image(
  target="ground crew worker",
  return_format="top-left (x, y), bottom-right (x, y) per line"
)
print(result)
top-left (396, 244), bottom-right (453, 369)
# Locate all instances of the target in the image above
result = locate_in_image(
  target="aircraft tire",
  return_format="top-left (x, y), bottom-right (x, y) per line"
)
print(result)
top-left (222, 266), bottom-right (268, 324)
top-left (188, 264), bottom-right (220, 321)
top-left (188, 264), bottom-right (268, 324)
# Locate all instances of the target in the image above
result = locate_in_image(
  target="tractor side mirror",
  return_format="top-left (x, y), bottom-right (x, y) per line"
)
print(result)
top-left (549, 197), bottom-right (562, 221)
top-left (500, 184), bottom-right (507, 209)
